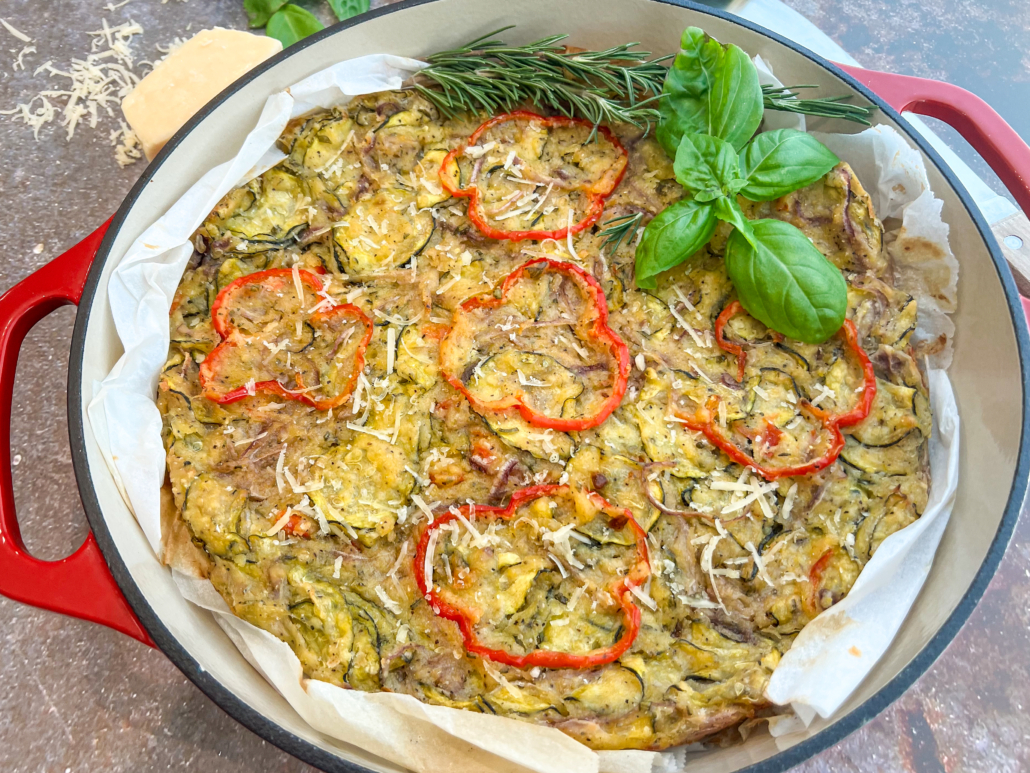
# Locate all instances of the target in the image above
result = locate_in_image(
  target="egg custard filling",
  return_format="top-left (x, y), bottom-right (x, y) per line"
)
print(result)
top-left (159, 90), bottom-right (932, 750)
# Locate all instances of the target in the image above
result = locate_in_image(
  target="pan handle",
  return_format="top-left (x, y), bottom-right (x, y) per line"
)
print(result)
top-left (838, 64), bottom-right (1030, 325)
top-left (0, 220), bottom-right (153, 647)
top-left (837, 64), bottom-right (1030, 216)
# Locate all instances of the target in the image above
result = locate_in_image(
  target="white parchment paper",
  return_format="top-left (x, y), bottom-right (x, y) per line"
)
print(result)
top-left (88, 54), bottom-right (960, 771)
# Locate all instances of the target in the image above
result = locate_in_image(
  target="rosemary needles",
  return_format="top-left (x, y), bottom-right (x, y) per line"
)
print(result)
top-left (410, 28), bottom-right (878, 134)
top-left (598, 213), bottom-right (645, 253)
top-left (762, 84), bottom-right (877, 126)
top-left (411, 27), bottom-right (671, 132)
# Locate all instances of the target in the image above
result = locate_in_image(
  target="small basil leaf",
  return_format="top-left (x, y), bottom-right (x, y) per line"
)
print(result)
top-left (658, 27), bottom-right (763, 156)
top-left (657, 28), bottom-right (723, 157)
top-left (740, 129), bottom-right (840, 202)
top-left (244, 0), bottom-right (287, 27)
top-left (712, 196), bottom-right (754, 245)
top-left (725, 218), bottom-right (847, 343)
top-left (327, 0), bottom-right (370, 21)
top-left (673, 133), bottom-right (743, 201)
top-left (265, 4), bottom-right (324, 47)
top-left (708, 43), bottom-right (763, 152)
top-left (635, 199), bottom-right (718, 290)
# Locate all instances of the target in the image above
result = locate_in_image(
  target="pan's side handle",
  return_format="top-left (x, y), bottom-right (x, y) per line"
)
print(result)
top-left (0, 220), bottom-right (153, 646)
top-left (837, 64), bottom-right (1030, 214)
top-left (837, 64), bottom-right (1030, 314)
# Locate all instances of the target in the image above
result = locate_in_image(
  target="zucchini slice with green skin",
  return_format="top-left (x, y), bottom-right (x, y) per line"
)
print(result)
top-left (840, 431), bottom-right (923, 476)
top-left (306, 436), bottom-right (416, 545)
top-left (333, 189), bottom-right (434, 273)
top-left (567, 666), bottom-right (644, 714)
top-left (217, 169), bottom-right (312, 253)
top-left (302, 116), bottom-right (356, 174)
top-left (471, 350), bottom-right (584, 421)
top-left (181, 474), bottom-right (248, 558)
top-left (485, 686), bottom-right (562, 715)
top-left (848, 378), bottom-right (919, 446)
top-left (395, 324), bottom-right (441, 389)
top-left (484, 409), bottom-right (574, 462)
top-left (416, 148), bottom-right (452, 209)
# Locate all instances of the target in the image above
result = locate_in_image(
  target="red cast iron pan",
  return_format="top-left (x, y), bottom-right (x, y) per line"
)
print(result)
top-left (0, 1), bottom-right (1028, 771)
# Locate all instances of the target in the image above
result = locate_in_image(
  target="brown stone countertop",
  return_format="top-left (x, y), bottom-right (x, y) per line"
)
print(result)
top-left (0, 0), bottom-right (1027, 771)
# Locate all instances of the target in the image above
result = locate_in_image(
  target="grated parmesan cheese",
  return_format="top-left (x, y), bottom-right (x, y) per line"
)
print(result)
top-left (411, 494), bottom-right (434, 523)
top-left (1, 18), bottom-right (32, 43)
top-left (423, 530), bottom-right (440, 592)
top-left (275, 445), bottom-right (287, 493)
top-left (375, 586), bottom-right (403, 615)
top-left (265, 510), bottom-right (293, 536)
top-left (566, 210), bottom-right (581, 260)
top-left (628, 581), bottom-right (657, 611)
top-left (2, 19), bottom-right (143, 148)
top-left (781, 483), bottom-right (798, 520)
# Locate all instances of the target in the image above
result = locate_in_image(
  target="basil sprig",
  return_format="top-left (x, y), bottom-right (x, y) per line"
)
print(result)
top-left (637, 27), bottom-right (848, 344)
top-left (244, 0), bottom-right (370, 47)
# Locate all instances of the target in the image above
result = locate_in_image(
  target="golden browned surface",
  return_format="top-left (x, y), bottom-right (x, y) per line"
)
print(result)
top-left (158, 90), bottom-right (931, 750)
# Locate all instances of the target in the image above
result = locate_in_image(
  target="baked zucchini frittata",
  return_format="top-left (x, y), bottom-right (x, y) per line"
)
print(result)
top-left (158, 90), bottom-right (932, 750)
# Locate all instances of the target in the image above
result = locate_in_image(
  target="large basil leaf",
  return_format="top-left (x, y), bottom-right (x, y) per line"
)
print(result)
top-left (327, 0), bottom-right (370, 21)
top-left (739, 129), bottom-right (840, 201)
top-left (244, 0), bottom-right (287, 27)
top-left (674, 133), bottom-right (745, 202)
top-left (266, 4), bottom-right (324, 47)
top-left (657, 27), bottom-right (763, 157)
top-left (635, 199), bottom-right (718, 290)
top-left (707, 43), bottom-right (763, 151)
top-left (725, 219), bottom-right (847, 343)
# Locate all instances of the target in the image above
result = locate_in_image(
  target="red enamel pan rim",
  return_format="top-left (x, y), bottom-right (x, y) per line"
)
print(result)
top-left (49, 1), bottom-right (1030, 772)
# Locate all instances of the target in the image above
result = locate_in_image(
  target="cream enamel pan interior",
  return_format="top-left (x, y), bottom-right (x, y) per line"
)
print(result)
top-left (67, 0), bottom-right (1030, 770)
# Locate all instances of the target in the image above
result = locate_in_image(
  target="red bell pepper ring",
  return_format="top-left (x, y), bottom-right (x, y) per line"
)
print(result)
top-left (678, 314), bottom-right (877, 481)
top-left (805, 548), bottom-right (835, 616)
top-left (438, 111), bottom-right (628, 242)
top-left (413, 484), bottom-right (651, 669)
top-left (439, 258), bottom-right (631, 431)
top-left (199, 268), bottom-right (373, 411)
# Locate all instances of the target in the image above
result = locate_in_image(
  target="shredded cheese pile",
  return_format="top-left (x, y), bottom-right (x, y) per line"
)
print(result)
top-left (0, 15), bottom-right (187, 166)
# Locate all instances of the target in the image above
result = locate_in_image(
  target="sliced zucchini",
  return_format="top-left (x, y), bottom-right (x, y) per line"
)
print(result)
top-left (495, 558), bottom-right (548, 616)
top-left (470, 350), bottom-right (583, 418)
top-left (310, 436), bottom-right (414, 544)
top-left (567, 667), bottom-right (644, 714)
top-left (840, 431), bottom-right (923, 476)
top-left (485, 686), bottom-right (558, 715)
top-left (332, 189), bottom-right (434, 273)
top-left (854, 492), bottom-right (918, 558)
top-left (181, 474), bottom-right (248, 557)
top-left (420, 684), bottom-right (483, 711)
top-left (220, 169), bottom-right (311, 253)
top-left (285, 567), bottom-right (358, 684)
top-left (416, 149), bottom-right (451, 209)
top-left (395, 324), bottom-right (441, 388)
top-left (377, 109), bottom-right (421, 131)
top-left (302, 116), bottom-right (355, 172)
top-left (849, 379), bottom-right (919, 446)
top-left (346, 601), bottom-right (383, 691)
top-left (484, 410), bottom-right (573, 462)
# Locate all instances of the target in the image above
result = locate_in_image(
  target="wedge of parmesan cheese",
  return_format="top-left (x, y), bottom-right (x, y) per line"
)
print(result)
top-left (121, 28), bottom-right (281, 160)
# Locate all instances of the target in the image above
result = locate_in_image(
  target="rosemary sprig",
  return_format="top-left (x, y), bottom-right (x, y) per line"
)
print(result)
top-left (411, 29), bottom-right (878, 135)
top-left (762, 84), bottom-right (877, 126)
top-left (411, 27), bottom-right (671, 132)
top-left (598, 212), bottom-right (645, 253)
